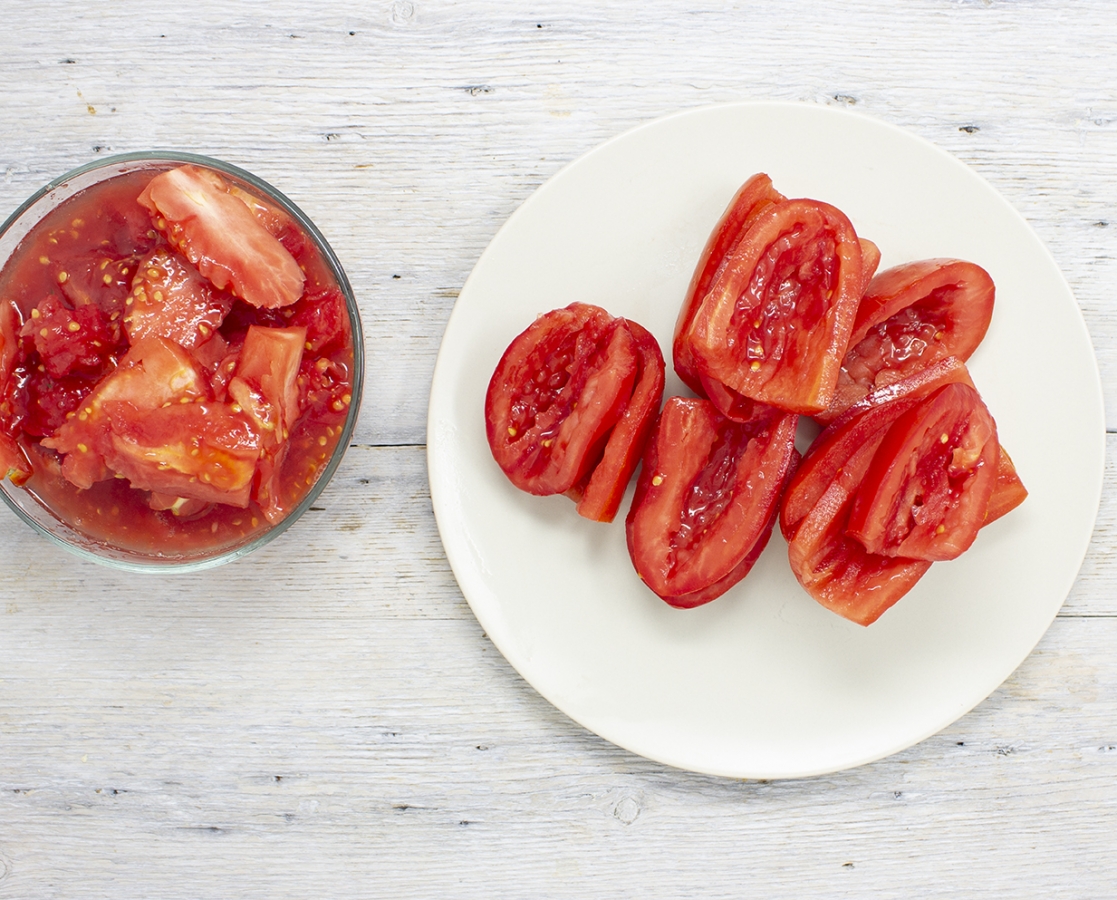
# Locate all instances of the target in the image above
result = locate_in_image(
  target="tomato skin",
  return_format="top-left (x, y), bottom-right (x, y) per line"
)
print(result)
top-left (985, 446), bottom-right (1028, 525)
top-left (138, 165), bottom-right (305, 309)
top-left (485, 304), bottom-right (640, 498)
top-left (846, 382), bottom-right (998, 561)
top-left (626, 397), bottom-right (798, 608)
top-left (817, 259), bottom-right (995, 423)
top-left (682, 198), bottom-right (864, 415)
top-left (572, 319), bottom-right (665, 523)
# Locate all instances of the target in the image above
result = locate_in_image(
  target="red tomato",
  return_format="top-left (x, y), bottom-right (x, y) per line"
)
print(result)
top-left (41, 336), bottom-right (209, 489)
top-left (782, 356), bottom-right (1020, 625)
top-left (846, 382), bottom-right (998, 561)
top-left (673, 174), bottom-right (786, 396)
top-left (485, 304), bottom-right (642, 499)
top-left (138, 165), bottom-right (305, 309)
top-left (102, 400), bottom-right (262, 508)
top-left (571, 319), bottom-right (665, 523)
top-left (817, 259), bottom-right (995, 423)
top-left (626, 397), bottom-right (798, 608)
top-left (680, 197), bottom-right (864, 415)
top-left (125, 249), bottom-right (233, 349)
top-left (226, 325), bottom-right (307, 523)
top-left (785, 433), bottom-right (933, 627)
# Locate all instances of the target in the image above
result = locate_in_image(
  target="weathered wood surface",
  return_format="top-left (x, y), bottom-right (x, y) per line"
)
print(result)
top-left (1, 2), bottom-right (1116, 897)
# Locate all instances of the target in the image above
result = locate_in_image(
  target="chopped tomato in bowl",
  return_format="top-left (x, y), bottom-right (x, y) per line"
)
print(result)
top-left (0, 153), bottom-right (363, 570)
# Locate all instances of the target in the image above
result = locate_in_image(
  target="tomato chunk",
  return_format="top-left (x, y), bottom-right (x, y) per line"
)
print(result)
top-left (485, 304), bottom-right (641, 498)
top-left (138, 165), bottom-right (306, 309)
top-left (125, 249), bottom-right (233, 349)
top-left (41, 336), bottom-right (209, 489)
top-left (226, 325), bottom-right (307, 523)
top-left (846, 382), bottom-right (999, 561)
top-left (626, 397), bottom-right (798, 608)
top-left (681, 197), bottom-right (864, 415)
top-left (817, 259), bottom-right (995, 423)
top-left (103, 400), bottom-right (261, 508)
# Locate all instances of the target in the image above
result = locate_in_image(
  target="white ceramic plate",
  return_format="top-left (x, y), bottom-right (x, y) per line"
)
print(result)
top-left (426, 102), bottom-right (1104, 779)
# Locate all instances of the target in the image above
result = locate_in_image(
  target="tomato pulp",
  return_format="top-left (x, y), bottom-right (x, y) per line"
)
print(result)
top-left (0, 164), bottom-right (356, 557)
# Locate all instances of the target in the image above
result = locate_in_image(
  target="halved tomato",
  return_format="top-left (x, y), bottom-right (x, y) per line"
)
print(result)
top-left (570, 319), bottom-right (665, 523)
top-left (782, 356), bottom-right (1021, 625)
top-left (846, 382), bottom-right (998, 561)
top-left (817, 259), bottom-right (995, 423)
top-left (626, 397), bottom-right (798, 608)
top-left (673, 174), bottom-right (786, 396)
top-left (785, 434), bottom-right (933, 627)
top-left (138, 165), bottom-right (306, 309)
top-left (681, 198), bottom-right (864, 415)
top-left (485, 304), bottom-right (640, 499)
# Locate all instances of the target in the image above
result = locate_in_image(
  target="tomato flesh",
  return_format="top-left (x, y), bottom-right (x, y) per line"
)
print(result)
top-left (125, 248), bottom-right (234, 350)
top-left (486, 303), bottom-right (652, 507)
top-left (138, 165), bottom-right (305, 309)
top-left (626, 397), bottom-right (798, 608)
top-left (847, 383), bottom-right (998, 561)
top-left (818, 259), bottom-right (995, 423)
top-left (682, 198), bottom-right (864, 415)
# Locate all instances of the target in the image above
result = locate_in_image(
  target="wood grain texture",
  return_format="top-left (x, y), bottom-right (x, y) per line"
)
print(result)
top-left (0, 1), bottom-right (1115, 897)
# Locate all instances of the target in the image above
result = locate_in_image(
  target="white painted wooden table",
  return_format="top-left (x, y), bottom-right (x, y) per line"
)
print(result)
top-left (1, 2), bottom-right (1115, 896)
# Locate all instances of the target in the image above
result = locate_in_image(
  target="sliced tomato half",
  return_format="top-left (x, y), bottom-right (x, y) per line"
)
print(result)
top-left (626, 397), bottom-right (798, 608)
top-left (681, 198), bottom-right (864, 415)
top-left (846, 382), bottom-right (998, 561)
top-left (138, 165), bottom-right (306, 309)
top-left (485, 304), bottom-right (640, 499)
top-left (673, 174), bottom-right (786, 396)
top-left (785, 434), bottom-right (933, 627)
top-left (571, 319), bottom-right (665, 523)
top-left (817, 259), bottom-right (995, 423)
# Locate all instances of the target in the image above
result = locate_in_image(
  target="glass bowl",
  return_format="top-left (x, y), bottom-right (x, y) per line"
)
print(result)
top-left (0, 152), bottom-right (363, 571)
